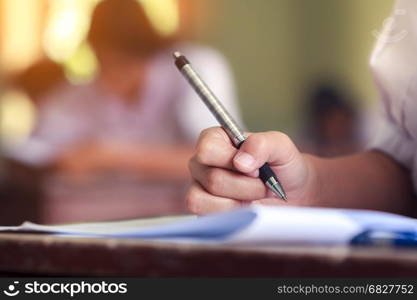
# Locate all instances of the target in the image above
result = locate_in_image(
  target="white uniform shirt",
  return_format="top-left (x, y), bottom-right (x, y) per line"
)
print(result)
top-left (30, 43), bottom-right (242, 152)
top-left (369, 0), bottom-right (417, 192)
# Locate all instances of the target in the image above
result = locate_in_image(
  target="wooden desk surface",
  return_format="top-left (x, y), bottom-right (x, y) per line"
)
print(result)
top-left (0, 233), bottom-right (416, 277)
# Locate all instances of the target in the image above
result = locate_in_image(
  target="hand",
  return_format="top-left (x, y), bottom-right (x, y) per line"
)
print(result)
top-left (187, 127), bottom-right (320, 214)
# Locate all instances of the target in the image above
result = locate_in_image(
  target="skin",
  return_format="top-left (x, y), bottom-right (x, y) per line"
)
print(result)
top-left (187, 127), bottom-right (415, 215)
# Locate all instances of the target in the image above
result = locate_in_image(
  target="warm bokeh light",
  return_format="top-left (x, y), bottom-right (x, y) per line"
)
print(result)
top-left (0, 0), bottom-right (183, 143)
top-left (43, 0), bottom-right (179, 63)
top-left (43, 0), bottom-right (100, 62)
top-left (140, 0), bottom-right (179, 37)
top-left (0, 0), bottom-right (394, 139)
top-left (63, 42), bottom-right (98, 85)
top-left (42, 0), bottom-right (179, 84)
top-left (0, 90), bottom-right (36, 145)
top-left (0, 0), bottom-right (43, 71)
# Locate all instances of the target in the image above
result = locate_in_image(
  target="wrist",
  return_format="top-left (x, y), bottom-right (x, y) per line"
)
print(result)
top-left (301, 154), bottom-right (324, 206)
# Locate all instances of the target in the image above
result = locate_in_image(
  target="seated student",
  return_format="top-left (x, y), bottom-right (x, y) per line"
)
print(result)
top-left (11, 58), bottom-right (67, 108)
top-left (26, 0), bottom-right (241, 178)
top-left (186, 0), bottom-right (416, 216)
top-left (297, 81), bottom-right (361, 157)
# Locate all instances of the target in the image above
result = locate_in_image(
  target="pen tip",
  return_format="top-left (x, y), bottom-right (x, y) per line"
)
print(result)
top-left (173, 51), bottom-right (182, 59)
top-left (266, 180), bottom-right (287, 202)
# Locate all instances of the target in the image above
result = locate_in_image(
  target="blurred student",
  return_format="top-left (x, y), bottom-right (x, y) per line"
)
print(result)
top-left (12, 58), bottom-right (66, 108)
top-left (25, 0), bottom-right (241, 178)
top-left (186, 0), bottom-right (416, 216)
top-left (298, 82), bottom-right (360, 157)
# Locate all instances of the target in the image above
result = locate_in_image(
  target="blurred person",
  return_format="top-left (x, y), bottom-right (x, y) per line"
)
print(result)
top-left (186, 0), bottom-right (417, 216)
top-left (298, 82), bottom-right (360, 157)
top-left (3, 0), bottom-right (243, 221)
top-left (22, 0), bottom-right (242, 178)
top-left (11, 58), bottom-right (66, 108)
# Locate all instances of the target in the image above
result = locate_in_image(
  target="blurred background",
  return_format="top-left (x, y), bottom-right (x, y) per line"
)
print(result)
top-left (0, 0), bottom-right (393, 224)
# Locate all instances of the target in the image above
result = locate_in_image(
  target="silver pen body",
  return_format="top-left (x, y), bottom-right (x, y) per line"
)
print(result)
top-left (179, 64), bottom-right (246, 147)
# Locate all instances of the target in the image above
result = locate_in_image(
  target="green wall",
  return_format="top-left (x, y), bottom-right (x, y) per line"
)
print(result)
top-left (198, 0), bottom-right (394, 134)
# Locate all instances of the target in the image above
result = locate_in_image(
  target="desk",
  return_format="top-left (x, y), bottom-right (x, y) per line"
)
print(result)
top-left (0, 233), bottom-right (416, 277)
top-left (1, 158), bottom-right (188, 225)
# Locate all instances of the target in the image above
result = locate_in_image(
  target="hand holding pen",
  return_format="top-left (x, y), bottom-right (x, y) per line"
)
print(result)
top-left (173, 52), bottom-right (322, 213)
top-left (186, 126), bottom-right (318, 213)
top-left (174, 52), bottom-right (286, 200)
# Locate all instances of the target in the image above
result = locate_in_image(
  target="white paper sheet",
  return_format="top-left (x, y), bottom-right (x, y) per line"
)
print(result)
top-left (1, 206), bottom-right (417, 245)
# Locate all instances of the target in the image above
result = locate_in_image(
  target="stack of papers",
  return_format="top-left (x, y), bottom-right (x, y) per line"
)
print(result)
top-left (1, 206), bottom-right (417, 246)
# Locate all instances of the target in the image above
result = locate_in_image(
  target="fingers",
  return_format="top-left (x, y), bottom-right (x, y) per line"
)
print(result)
top-left (194, 127), bottom-right (238, 169)
top-left (194, 128), bottom-right (299, 174)
top-left (188, 128), bottom-right (307, 214)
top-left (186, 182), bottom-right (242, 214)
top-left (233, 131), bottom-right (299, 173)
top-left (189, 158), bottom-right (268, 200)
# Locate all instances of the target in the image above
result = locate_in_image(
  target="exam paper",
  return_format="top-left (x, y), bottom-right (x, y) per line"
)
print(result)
top-left (1, 206), bottom-right (417, 246)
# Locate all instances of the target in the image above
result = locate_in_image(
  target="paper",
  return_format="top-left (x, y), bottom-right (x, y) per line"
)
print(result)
top-left (1, 206), bottom-right (417, 246)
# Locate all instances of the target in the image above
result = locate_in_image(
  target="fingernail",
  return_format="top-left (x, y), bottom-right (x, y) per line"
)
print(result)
top-left (234, 151), bottom-right (255, 169)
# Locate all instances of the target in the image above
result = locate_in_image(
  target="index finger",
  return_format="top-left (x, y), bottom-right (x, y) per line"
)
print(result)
top-left (194, 127), bottom-right (238, 169)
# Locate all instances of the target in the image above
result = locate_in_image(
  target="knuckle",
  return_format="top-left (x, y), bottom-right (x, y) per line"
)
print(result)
top-left (245, 131), bottom-right (297, 165)
top-left (269, 131), bottom-right (292, 145)
top-left (268, 131), bottom-right (294, 152)
top-left (188, 156), bottom-right (196, 174)
top-left (199, 128), bottom-right (213, 139)
top-left (206, 168), bottom-right (224, 194)
top-left (272, 131), bottom-right (293, 147)
top-left (185, 185), bottom-right (202, 214)
top-left (247, 133), bottom-right (267, 150)
top-left (268, 131), bottom-right (297, 161)
top-left (195, 140), bottom-right (214, 165)
top-left (199, 127), bottom-right (221, 140)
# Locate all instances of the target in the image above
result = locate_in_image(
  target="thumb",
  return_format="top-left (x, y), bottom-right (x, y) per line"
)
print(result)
top-left (233, 131), bottom-right (298, 174)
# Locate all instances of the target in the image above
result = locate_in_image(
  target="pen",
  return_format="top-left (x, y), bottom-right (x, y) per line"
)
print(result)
top-left (351, 230), bottom-right (417, 247)
top-left (173, 51), bottom-right (287, 201)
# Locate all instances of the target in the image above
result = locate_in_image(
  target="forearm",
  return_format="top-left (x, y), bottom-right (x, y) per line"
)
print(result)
top-left (309, 151), bottom-right (415, 214)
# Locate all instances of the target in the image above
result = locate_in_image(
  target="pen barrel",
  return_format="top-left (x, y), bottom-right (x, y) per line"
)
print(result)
top-left (180, 64), bottom-right (246, 146)
top-left (259, 163), bottom-right (277, 183)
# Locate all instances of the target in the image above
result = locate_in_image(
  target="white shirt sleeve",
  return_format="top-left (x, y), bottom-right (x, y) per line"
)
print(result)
top-left (366, 0), bottom-right (417, 168)
top-left (367, 107), bottom-right (415, 167)
top-left (175, 46), bottom-right (244, 143)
